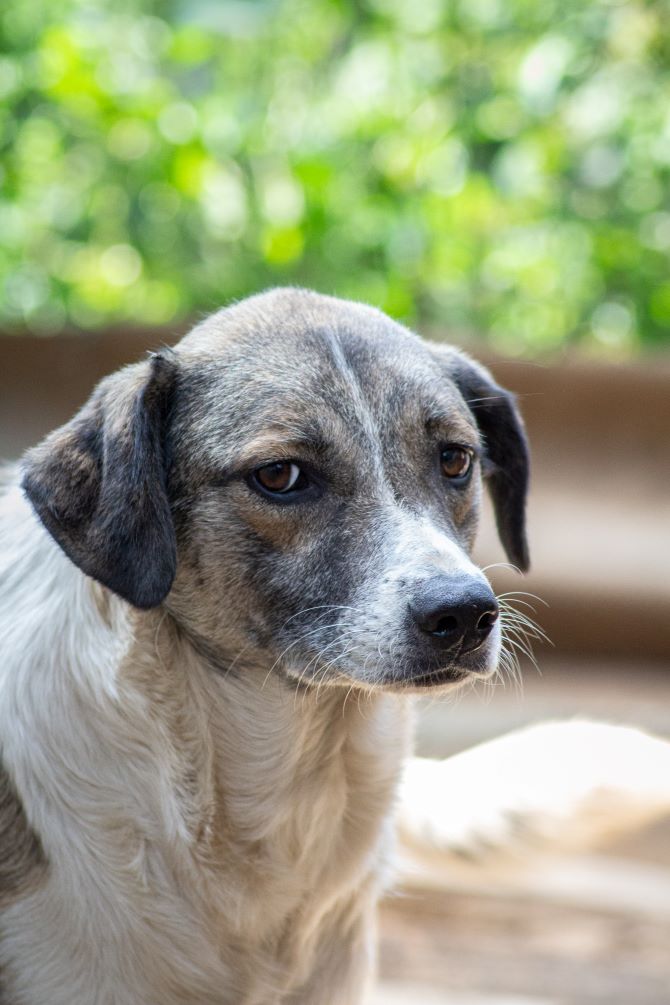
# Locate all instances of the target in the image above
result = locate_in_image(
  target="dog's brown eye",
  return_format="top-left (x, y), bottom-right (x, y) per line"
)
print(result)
top-left (253, 462), bottom-right (305, 494)
top-left (440, 446), bottom-right (473, 481)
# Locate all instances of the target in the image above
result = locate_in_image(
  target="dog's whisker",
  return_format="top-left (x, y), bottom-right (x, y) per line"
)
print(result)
top-left (496, 649), bottom-right (523, 695)
top-left (500, 633), bottom-right (540, 677)
top-left (224, 642), bottom-right (256, 679)
top-left (500, 620), bottom-right (537, 651)
top-left (261, 622), bottom-right (368, 691)
top-left (500, 611), bottom-right (551, 649)
top-left (497, 596), bottom-right (540, 615)
top-left (480, 561), bottom-right (523, 576)
top-left (276, 604), bottom-right (368, 633)
top-left (288, 631), bottom-right (367, 703)
top-left (342, 678), bottom-right (359, 718)
top-left (500, 615), bottom-right (549, 648)
top-left (314, 646), bottom-right (362, 704)
top-left (498, 596), bottom-right (551, 649)
top-left (497, 590), bottom-right (550, 607)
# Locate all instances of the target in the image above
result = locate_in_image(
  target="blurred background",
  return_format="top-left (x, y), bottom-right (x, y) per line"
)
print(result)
top-left (3, 0), bottom-right (670, 352)
top-left (1, 0), bottom-right (669, 1002)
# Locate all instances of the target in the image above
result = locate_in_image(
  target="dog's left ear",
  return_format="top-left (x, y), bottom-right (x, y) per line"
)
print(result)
top-left (22, 352), bottom-right (178, 609)
top-left (436, 348), bottom-right (530, 572)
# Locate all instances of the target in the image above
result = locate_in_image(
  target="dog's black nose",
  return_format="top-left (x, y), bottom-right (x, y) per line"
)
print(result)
top-left (409, 576), bottom-right (499, 651)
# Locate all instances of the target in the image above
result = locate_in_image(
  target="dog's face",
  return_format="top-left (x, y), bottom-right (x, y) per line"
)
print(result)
top-left (22, 290), bottom-right (529, 693)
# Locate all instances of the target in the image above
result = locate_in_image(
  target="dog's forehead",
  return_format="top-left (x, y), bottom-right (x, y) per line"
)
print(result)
top-left (174, 289), bottom-right (475, 451)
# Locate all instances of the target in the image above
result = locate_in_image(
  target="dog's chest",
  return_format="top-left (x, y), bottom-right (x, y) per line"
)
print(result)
top-left (197, 681), bottom-right (411, 938)
top-left (127, 674), bottom-right (409, 1002)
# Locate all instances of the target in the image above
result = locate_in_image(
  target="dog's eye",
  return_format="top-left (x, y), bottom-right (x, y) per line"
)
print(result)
top-left (252, 462), bottom-right (308, 496)
top-left (440, 445), bottom-right (473, 482)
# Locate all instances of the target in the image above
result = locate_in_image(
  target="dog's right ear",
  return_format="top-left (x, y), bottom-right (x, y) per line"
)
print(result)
top-left (21, 352), bottom-right (177, 610)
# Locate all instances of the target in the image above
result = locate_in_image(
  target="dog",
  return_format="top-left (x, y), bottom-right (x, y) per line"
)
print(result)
top-left (0, 287), bottom-right (530, 1003)
top-left (4, 287), bottom-right (666, 1005)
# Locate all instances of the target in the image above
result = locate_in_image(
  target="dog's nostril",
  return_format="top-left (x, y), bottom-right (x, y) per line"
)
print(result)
top-left (476, 609), bottom-right (498, 633)
top-left (431, 615), bottom-right (459, 637)
top-left (409, 575), bottom-right (499, 648)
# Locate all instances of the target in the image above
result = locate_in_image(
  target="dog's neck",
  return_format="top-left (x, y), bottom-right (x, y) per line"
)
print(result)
top-left (125, 609), bottom-right (411, 858)
top-left (119, 608), bottom-right (412, 987)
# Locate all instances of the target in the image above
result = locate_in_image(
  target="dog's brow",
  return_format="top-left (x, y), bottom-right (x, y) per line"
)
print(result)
top-left (232, 431), bottom-right (333, 467)
top-left (424, 410), bottom-right (481, 448)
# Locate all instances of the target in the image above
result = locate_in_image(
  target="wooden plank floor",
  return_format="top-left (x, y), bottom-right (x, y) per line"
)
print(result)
top-left (375, 839), bottom-right (670, 1004)
top-left (371, 661), bottom-right (670, 1004)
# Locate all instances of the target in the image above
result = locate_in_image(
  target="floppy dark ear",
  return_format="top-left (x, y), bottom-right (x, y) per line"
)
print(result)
top-left (442, 350), bottom-right (530, 572)
top-left (22, 352), bottom-right (177, 609)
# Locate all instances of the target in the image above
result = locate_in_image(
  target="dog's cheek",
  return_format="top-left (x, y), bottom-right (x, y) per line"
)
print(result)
top-left (251, 510), bottom-right (382, 658)
top-left (168, 485), bottom-right (387, 665)
top-left (451, 479), bottom-right (483, 555)
top-left (165, 497), bottom-right (267, 645)
top-left (232, 503), bottom-right (312, 555)
top-left (254, 529), bottom-right (357, 635)
top-left (165, 493), bottom-right (344, 652)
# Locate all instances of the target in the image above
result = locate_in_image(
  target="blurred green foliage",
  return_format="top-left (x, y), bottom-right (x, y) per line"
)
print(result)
top-left (1, 0), bottom-right (670, 354)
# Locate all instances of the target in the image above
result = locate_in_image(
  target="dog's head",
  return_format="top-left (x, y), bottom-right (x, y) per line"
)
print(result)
top-left (22, 289), bottom-right (529, 692)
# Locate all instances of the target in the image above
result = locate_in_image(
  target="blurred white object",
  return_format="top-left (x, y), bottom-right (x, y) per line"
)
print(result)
top-left (398, 720), bottom-right (670, 866)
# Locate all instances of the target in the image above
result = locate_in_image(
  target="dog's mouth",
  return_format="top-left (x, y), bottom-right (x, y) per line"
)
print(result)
top-left (377, 634), bottom-right (499, 691)
top-left (279, 658), bottom-right (486, 694)
top-left (277, 626), bottom-right (500, 693)
top-left (381, 659), bottom-right (496, 692)
top-left (399, 666), bottom-right (470, 688)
